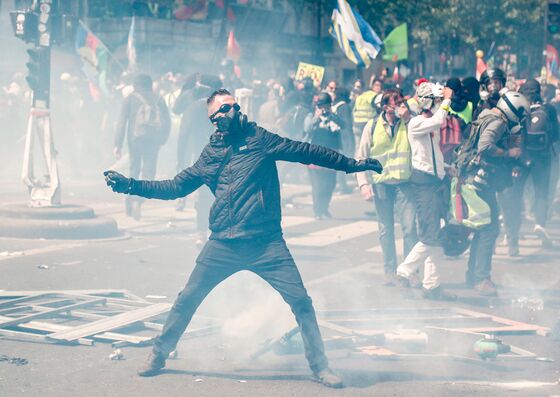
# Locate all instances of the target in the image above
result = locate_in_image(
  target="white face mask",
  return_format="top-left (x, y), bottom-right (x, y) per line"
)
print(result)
top-left (418, 96), bottom-right (434, 111)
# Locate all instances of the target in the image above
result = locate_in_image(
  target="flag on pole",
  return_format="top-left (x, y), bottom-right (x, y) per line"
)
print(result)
top-left (475, 50), bottom-right (487, 79)
top-left (330, 0), bottom-right (383, 68)
top-left (382, 23), bottom-right (408, 61)
top-left (392, 65), bottom-right (399, 82)
top-left (75, 20), bottom-right (110, 100)
top-left (226, 30), bottom-right (241, 62)
top-left (546, 44), bottom-right (560, 83)
top-left (127, 17), bottom-right (137, 73)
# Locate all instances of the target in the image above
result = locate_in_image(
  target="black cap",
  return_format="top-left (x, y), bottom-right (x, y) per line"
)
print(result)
top-left (316, 92), bottom-right (332, 107)
top-left (519, 78), bottom-right (541, 103)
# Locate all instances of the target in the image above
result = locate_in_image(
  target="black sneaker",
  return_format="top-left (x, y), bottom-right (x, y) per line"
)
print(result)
top-left (508, 244), bottom-right (520, 257)
top-left (383, 273), bottom-right (397, 286)
top-left (137, 351), bottom-right (166, 377)
top-left (474, 279), bottom-right (497, 296)
top-left (422, 286), bottom-right (457, 301)
top-left (311, 368), bottom-right (344, 388)
top-left (395, 275), bottom-right (410, 288)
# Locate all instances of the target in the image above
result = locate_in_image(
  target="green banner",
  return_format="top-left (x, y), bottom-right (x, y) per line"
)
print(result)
top-left (382, 23), bottom-right (408, 61)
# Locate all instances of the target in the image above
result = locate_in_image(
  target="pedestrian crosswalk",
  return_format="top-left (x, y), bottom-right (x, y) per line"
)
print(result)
top-left (285, 220), bottom-right (378, 247)
top-left (88, 199), bottom-right (555, 256)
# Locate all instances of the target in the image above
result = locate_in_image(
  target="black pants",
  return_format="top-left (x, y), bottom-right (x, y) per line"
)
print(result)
top-left (308, 168), bottom-right (337, 217)
top-left (153, 236), bottom-right (329, 373)
top-left (499, 159), bottom-right (552, 245)
top-left (466, 187), bottom-right (500, 284)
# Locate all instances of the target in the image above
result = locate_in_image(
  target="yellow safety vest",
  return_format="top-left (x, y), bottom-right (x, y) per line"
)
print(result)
top-left (449, 177), bottom-right (491, 229)
top-left (353, 90), bottom-right (377, 123)
top-left (369, 117), bottom-right (411, 184)
top-left (449, 101), bottom-right (473, 124)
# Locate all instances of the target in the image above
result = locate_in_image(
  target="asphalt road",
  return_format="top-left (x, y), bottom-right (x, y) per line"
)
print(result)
top-left (0, 175), bottom-right (559, 397)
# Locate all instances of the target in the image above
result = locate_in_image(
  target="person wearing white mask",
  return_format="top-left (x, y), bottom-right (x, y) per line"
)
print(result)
top-left (396, 82), bottom-right (456, 300)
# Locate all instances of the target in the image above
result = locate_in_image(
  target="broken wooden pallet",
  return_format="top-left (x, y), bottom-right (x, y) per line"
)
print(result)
top-left (0, 290), bottom-right (218, 346)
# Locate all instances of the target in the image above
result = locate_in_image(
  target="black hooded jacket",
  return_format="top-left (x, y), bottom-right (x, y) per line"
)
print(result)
top-left (129, 122), bottom-right (360, 240)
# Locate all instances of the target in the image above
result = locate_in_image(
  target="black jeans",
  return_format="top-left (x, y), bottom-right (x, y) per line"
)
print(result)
top-left (308, 168), bottom-right (337, 217)
top-left (372, 183), bottom-right (418, 274)
top-left (499, 159), bottom-right (552, 244)
top-left (466, 187), bottom-right (500, 284)
top-left (153, 236), bottom-right (329, 373)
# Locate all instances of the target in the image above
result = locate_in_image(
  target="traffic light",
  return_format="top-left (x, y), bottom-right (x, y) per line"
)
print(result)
top-left (9, 10), bottom-right (38, 43)
top-left (548, 1), bottom-right (560, 34)
top-left (25, 47), bottom-right (50, 106)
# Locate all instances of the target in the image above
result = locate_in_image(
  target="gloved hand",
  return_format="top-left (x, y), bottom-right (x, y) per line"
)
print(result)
top-left (348, 158), bottom-right (383, 174)
top-left (104, 170), bottom-right (133, 194)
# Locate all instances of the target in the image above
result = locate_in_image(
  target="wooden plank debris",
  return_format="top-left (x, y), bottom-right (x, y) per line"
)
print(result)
top-left (0, 299), bottom-right (106, 328)
top-left (47, 303), bottom-right (171, 342)
top-left (0, 290), bottom-right (209, 347)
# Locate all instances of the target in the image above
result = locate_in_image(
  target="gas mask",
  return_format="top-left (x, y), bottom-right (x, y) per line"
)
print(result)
top-left (509, 116), bottom-right (526, 136)
top-left (383, 105), bottom-right (399, 119)
top-left (485, 79), bottom-right (505, 103)
top-left (210, 103), bottom-right (241, 134)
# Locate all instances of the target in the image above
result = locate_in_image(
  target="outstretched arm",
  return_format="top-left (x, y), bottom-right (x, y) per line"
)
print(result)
top-left (104, 158), bottom-right (204, 200)
top-left (262, 129), bottom-right (382, 174)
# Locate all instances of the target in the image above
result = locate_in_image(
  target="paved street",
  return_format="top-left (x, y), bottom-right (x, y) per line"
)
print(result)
top-left (1, 174), bottom-right (559, 397)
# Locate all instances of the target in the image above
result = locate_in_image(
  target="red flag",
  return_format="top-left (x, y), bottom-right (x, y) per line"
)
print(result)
top-left (226, 30), bottom-right (241, 61)
top-left (476, 57), bottom-right (487, 80)
top-left (392, 65), bottom-right (399, 83)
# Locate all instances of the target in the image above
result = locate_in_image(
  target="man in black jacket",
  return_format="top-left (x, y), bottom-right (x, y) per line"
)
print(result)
top-left (104, 89), bottom-right (382, 388)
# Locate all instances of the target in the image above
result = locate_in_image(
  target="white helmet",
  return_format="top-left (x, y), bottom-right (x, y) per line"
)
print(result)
top-left (496, 91), bottom-right (530, 124)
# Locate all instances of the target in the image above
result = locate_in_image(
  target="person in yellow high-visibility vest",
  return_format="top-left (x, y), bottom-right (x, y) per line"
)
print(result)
top-left (353, 79), bottom-right (383, 151)
top-left (355, 89), bottom-right (418, 285)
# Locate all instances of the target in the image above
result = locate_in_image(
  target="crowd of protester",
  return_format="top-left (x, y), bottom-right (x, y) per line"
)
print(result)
top-left (3, 60), bottom-right (560, 297)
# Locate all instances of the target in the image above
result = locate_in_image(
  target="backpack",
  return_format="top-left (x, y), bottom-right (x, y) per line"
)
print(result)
top-left (132, 92), bottom-right (163, 137)
top-left (525, 104), bottom-right (549, 152)
top-left (282, 104), bottom-right (309, 140)
top-left (453, 112), bottom-right (501, 175)
top-left (440, 114), bottom-right (462, 163)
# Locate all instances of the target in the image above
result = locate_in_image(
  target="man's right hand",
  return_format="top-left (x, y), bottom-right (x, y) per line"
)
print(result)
top-left (360, 184), bottom-right (374, 201)
top-left (443, 87), bottom-right (453, 100)
top-left (349, 158), bottom-right (383, 174)
top-left (104, 170), bottom-right (132, 194)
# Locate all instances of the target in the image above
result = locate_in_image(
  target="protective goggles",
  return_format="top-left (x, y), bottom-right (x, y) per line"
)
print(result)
top-left (209, 103), bottom-right (240, 123)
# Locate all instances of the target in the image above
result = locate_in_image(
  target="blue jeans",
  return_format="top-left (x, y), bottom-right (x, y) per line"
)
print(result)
top-left (372, 183), bottom-right (418, 274)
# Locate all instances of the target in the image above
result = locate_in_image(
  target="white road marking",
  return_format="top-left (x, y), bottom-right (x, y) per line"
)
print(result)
top-left (448, 380), bottom-right (559, 389)
top-left (367, 238), bottom-right (404, 254)
top-left (0, 242), bottom-right (85, 263)
top-left (308, 262), bottom-right (383, 286)
top-left (286, 221), bottom-right (378, 247)
top-left (57, 260), bottom-right (82, 266)
top-left (123, 245), bottom-right (158, 254)
top-left (281, 216), bottom-right (316, 228)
